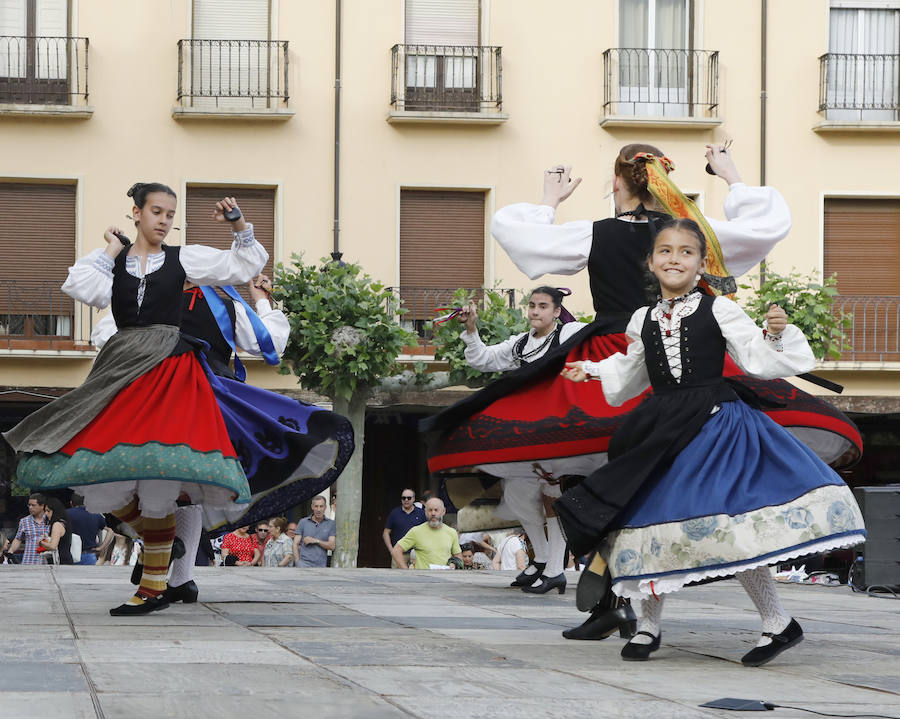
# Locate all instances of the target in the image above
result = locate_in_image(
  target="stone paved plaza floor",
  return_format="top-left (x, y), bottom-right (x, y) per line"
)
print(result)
top-left (1, 565), bottom-right (898, 719)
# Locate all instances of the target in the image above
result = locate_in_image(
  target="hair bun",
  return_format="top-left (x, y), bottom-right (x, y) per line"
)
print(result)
top-left (126, 182), bottom-right (144, 198)
top-left (630, 158), bottom-right (649, 190)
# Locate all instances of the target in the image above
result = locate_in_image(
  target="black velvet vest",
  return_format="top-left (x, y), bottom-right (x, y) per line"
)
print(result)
top-left (641, 292), bottom-right (726, 393)
top-left (181, 287), bottom-right (237, 376)
top-left (587, 213), bottom-right (671, 319)
top-left (111, 245), bottom-right (186, 328)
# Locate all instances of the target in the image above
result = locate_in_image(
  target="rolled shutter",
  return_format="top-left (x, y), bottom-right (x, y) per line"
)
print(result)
top-left (405, 0), bottom-right (480, 45)
top-left (824, 199), bottom-right (900, 294)
top-left (399, 189), bottom-right (485, 320)
top-left (0, 182), bottom-right (75, 317)
top-left (184, 186), bottom-right (275, 302)
top-left (824, 198), bottom-right (900, 360)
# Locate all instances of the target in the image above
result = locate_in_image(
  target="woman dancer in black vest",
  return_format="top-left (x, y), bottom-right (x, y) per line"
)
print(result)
top-left (560, 218), bottom-right (864, 665)
top-left (4, 183), bottom-right (267, 615)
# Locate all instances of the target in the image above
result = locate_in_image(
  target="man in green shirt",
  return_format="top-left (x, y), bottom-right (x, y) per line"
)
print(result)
top-left (391, 498), bottom-right (461, 570)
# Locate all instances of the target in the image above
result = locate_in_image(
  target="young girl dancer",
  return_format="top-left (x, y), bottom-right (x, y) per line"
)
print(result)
top-left (560, 218), bottom-right (865, 665)
top-left (4, 183), bottom-right (267, 615)
top-left (458, 286), bottom-right (588, 594)
top-left (423, 144), bottom-right (862, 638)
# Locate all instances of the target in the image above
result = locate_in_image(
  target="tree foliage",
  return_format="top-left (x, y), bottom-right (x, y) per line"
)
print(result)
top-left (273, 255), bottom-right (416, 399)
top-left (428, 288), bottom-right (528, 387)
top-left (739, 270), bottom-right (849, 360)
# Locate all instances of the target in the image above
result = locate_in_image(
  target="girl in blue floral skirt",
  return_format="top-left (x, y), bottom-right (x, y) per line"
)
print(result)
top-left (560, 218), bottom-right (865, 665)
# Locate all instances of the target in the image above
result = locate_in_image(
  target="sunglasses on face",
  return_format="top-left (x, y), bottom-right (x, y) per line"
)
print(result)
top-left (257, 528), bottom-right (268, 533)
top-left (401, 496), bottom-right (414, 500)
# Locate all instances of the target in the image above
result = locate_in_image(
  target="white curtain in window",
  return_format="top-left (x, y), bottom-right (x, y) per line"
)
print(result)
top-left (191, 0), bottom-right (270, 107)
top-left (34, 0), bottom-right (67, 80)
top-left (828, 7), bottom-right (899, 118)
top-left (0, 0), bottom-right (27, 78)
top-left (405, 0), bottom-right (479, 91)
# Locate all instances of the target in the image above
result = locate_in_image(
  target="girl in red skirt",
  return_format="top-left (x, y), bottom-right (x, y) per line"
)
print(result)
top-left (4, 182), bottom-right (267, 615)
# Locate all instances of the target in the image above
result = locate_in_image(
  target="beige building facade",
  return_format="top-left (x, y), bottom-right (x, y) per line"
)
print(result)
top-left (2, 1), bottom-right (900, 542)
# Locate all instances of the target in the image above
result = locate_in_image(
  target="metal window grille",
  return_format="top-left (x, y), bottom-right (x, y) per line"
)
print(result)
top-left (602, 47), bottom-right (718, 118)
top-left (391, 44), bottom-right (502, 112)
top-left (0, 35), bottom-right (88, 105)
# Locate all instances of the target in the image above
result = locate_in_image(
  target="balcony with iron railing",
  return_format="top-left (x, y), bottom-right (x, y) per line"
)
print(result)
top-left (387, 286), bottom-right (516, 355)
top-left (827, 295), bottom-right (900, 363)
top-left (388, 44), bottom-right (507, 124)
top-left (817, 53), bottom-right (900, 130)
top-left (600, 48), bottom-right (720, 128)
top-left (0, 35), bottom-right (90, 116)
top-left (174, 39), bottom-right (293, 120)
top-left (0, 280), bottom-right (93, 351)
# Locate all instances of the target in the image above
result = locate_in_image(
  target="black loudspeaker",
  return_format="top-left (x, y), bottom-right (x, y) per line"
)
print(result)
top-left (852, 485), bottom-right (900, 590)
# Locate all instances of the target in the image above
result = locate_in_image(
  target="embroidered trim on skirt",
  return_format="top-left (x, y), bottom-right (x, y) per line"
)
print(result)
top-left (9, 328), bottom-right (249, 518)
top-left (601, 401), bottom-right (865, 599)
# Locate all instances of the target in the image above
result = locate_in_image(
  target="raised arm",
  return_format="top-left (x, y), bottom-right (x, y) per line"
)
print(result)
top-left (61, 227), bottom-right (131, 308)
top-left (713, 297), bottom-right (815, 378)
top-left (704, 147), bottom-right (791, 277)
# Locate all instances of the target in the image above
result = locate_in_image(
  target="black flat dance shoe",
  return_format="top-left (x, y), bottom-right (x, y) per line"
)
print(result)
top-left (521, 572), bottom-right (567, 595)
top-left (163, 579), bottom-right (199, 604)
top-left (130, 536), bottom-right (186, 585)
top-left (510, 561), bottom-right (546, 587)
top-left (562, 600), bottom-right (636, 640)
top-left (621, 631), bottom-right (661, 661)
top-left (575, 553), bottom-right (611, 612)
top-left (741, 618), bottom-right (803, 667)
top-left (109, 594), bottom-right (171, 616)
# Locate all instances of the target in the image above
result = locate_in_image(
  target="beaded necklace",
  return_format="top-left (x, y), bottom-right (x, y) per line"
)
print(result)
top-left (514, 326), bottom-right (559, 362)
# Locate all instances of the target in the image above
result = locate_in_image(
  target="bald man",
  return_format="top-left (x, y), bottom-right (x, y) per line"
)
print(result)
top-left (390, 498), bottom-right (461, 570)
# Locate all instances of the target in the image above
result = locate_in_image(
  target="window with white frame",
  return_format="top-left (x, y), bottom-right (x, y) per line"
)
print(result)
top-left (825, 1), bottom-right (900, 121)
top-left (617, 0), bottom-right (694, 116)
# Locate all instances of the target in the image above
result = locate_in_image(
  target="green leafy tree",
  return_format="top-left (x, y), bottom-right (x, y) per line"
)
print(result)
top-left (273, 255), bottom-right (416, 567)
top-left (739, 270), bottom-right (849, 360)
top-left (428, 288), bottom-right (528, 387)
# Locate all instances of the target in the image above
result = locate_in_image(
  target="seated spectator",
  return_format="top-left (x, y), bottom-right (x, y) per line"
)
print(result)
top-left (66, 494), bottom-right (106, 565)
top-left (459, 543), bottom-right (489, 570)
top-left (97, 531), bottom-right (139, 566)
top-left (286, 522), bottom-right (298, 541)
top-left (293, 497), bottom-right (336, 568)
top-left (264, 517), bottom-right (294, 567)
top-left (221, 526), bottom-right (259, 566)
top-left (390, 498), bottom-right (461, 570)
top-left (252, 522), bottom-right (271, 566)
top-left (40, 497), bottom-right (74, 565)
top-left (493, 530), bottom-right (528, 571)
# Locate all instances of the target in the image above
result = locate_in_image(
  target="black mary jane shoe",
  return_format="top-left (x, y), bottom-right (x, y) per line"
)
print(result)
top-left (576, 553), bottom-right (611, 612)
top-left (163, 579), bottom-right (199, 604)
top-left (522, 572), bottom-right (567, 595)
top-left (131, 536), bottom-right (186, 585)
top-left (621, 631), bottom-right (661, 661)
top-left (510, 562), bottom-right (546, 588)
top-left (109, 594), bottom-right (171, 616)
top-left (741, 618), bottom-right (803, 667)
top-left (562, 599), bottom-right (636, 640)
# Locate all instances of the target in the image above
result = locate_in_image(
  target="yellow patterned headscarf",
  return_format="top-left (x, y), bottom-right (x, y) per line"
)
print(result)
top-left (632, 152), bottom-right (737, 296)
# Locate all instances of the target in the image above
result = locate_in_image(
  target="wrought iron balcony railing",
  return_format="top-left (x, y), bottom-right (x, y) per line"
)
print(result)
top-left (602, 47), bottom-right (719, 118)
top-left (387, 286), bottom-right (516, 354)
top-left (0, 36), bottom-right (89, 105)
top-left (177, 39), bottom-right (289, 109)
top-left (391, 44), bottom-right (502, 113)
top-left (828, 295), bottom-right (900, 362)
top-left (818, 53), bottom-right (900, 120)
top-left (0, 279), bottom-right (91, 349)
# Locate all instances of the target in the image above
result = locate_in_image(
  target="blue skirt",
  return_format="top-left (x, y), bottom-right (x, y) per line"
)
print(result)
top-left (200, 366), bottom-right (355, 531)
top-left (605, 400), bottom-right (865, 599)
